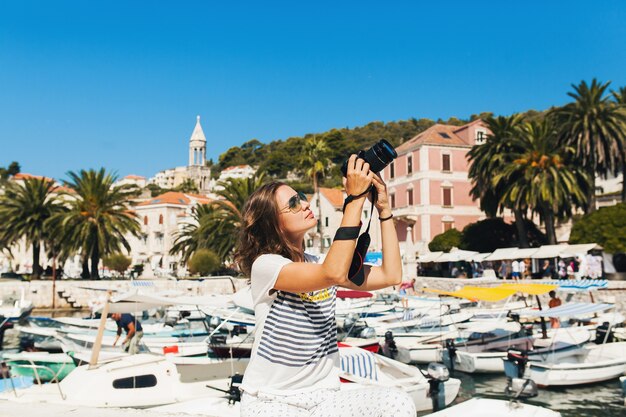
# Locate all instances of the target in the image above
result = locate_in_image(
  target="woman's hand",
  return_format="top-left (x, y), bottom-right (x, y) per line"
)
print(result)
top-left (371, 173), bottom-right (391, 216)
top-left (345, 154), bottom-right (373, 196)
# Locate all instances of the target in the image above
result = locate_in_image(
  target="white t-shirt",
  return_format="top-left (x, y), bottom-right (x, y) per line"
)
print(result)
top-left (511, 260), bottom-right (520, 273)
top-left (239, 252), bottom-right (340, 396)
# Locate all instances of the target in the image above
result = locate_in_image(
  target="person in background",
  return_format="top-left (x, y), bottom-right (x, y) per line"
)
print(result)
top-left (541, 260), bottom-right (553, 279)
top-left (518, 259), bottom-right (527, 280)
top-left (498, 261), bottom-right (508, 280)
top-left (398, 278), bottom-right (416, 309)
top-left (111, 313), bottom-right (143, 354)
top-left (558, 260), bottom-right (567, 279)
top-left (548, 290), bottom-right (562, 329)
top-left (511, 259), bottom-right (520, 281)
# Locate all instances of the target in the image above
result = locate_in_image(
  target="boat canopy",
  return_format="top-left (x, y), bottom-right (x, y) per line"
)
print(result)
top-left (520, 302), bottom-right (613, 318)
top-left (417, 251), bottom-right (444, 263)
top-left (425, 286), bottom-right (517, 302)
top-left (436, 250), bottom-right (479, 263)
top-left (499, 283), bottom-right (557, 295)
top-left (425, 283), bottom-right (558, 301)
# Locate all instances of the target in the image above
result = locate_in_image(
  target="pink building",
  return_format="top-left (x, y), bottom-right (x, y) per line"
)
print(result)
top-left (383, 120), bottom-right (490, 254)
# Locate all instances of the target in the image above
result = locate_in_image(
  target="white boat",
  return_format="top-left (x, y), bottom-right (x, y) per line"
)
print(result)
top-left (0, 353), bottom-right (248, 408)
top-left (429, 398), bottom-right (561, 417)
top-left (338, 346), bottom-right (460, 412)
top-left (524, 341), bottom-right (626, 387)
top-left (620, 376), bottom-right (626, 406)
top-left (448, 326), bottom-right (590, 374)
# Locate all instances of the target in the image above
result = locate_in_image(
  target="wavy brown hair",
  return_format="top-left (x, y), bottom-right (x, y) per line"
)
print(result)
top-left (235, 182), bottom-right (305, 277)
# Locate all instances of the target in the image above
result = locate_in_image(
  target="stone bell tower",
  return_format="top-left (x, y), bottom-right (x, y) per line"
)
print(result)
top-left (188, 115), bottom-right (207, 166)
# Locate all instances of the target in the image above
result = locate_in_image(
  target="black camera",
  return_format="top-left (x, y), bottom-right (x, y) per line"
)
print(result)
top-left (341, 139), bottom-right (398, 177)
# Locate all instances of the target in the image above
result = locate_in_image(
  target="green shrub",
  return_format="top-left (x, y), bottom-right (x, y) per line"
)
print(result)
top-left (570, 203), bottom-right (626, 253)
top-left (188, 249), bottom-right (221, 276)
top-left (429, 228), bottom-right (462, 252)
top-left (103, 253), bottom-right (132, 276)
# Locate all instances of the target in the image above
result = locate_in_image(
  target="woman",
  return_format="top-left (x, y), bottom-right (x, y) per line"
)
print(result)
top-left (235, 155), bottom-right (415, 417)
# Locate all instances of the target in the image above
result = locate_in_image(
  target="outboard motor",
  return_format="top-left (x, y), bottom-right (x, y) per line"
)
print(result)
top-left (381, 331), bottom-right (398, 360)
top-left (359, 327), bottom-right (376, 340)
top-left (19, 337), bottom-right (36, 352)
top-left (441, 339), bottom-right (457, 373)
top-left (426, 362), bottom-right (449, 412)
top-left (595, 322), bottom-right (614, 344)
top-left (504, 348), bottom-right (528, 379)
top-left (0, 320), bottom-right (14, 349)
top-left (228, 373), bottom-right (243, 404)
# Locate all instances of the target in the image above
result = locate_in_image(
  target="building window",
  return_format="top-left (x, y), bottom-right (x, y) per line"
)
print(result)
top-left (476, 130), bottom-right (486, 144)
top-left (143, 216), bottom-right (148, 225)
top-left (158, 214), bottom-right (163, 225)
top-left (407, 155), bottom-right (413, 175)
top-left (389, 161), bottom-right (395, 179)
top-left (325, 217), bottom-right (329, 227)
top-left (155, 233), bottom-right (164, 246)
top-left (323, 237), bottom-right (332, 247)
top-left (390, 193), bottom-right (396, 209)
top-left (442, 154), bottom-right (451, 172)
top-left (306, 239), bottom-right (314, 248)
top-left (364, 210), bottom-right (368, 219)
top-left (443, 222), bottom-right (454, 232)
top-left (442, 188), bottom-right (452, 207)
top-left (407, 189), bottom-right (413, 206)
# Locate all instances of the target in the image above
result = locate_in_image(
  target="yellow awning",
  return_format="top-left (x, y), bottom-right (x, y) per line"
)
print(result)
top-left (499, 283), bottom-right (557, 295)
top-left (424, 286), bottom-right (517, 302)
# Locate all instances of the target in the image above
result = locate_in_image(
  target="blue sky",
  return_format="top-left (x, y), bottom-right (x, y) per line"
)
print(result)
top-left (1, 1), bottom-right (626, 181)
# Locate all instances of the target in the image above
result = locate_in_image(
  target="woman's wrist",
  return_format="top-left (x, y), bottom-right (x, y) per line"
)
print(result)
top-left (377, 207), bottom-right (392, 219)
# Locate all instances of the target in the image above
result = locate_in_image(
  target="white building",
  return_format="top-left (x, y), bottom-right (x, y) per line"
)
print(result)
top-left (306, 187), bottom-right (383, 256)
top-left (218, 165), bottom-right (256, 182)
top-left (126, 191), bottom-right (212, 278)
top-left (115, 175), bottom-right (147, 189)
top-left (149, 116), bottom-right (212, 194)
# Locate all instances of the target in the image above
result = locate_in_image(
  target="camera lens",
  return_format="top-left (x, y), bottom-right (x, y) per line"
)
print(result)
top-left (340, 139), bottom-right (397, 176)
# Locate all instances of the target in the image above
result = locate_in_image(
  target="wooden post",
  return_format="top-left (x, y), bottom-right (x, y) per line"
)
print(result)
top-left (535, 295), bottom-right (548, 339)
top-left (89, 292), bottom-right (111, 368)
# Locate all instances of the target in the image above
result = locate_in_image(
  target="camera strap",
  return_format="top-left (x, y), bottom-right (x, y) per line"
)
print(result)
top-left (346, 188), bottom-right (376, 286)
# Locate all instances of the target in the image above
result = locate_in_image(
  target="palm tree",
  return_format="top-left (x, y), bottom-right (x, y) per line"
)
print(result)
top-left (494, 119), bottom-right (590, 244)
top-left (611, 86), bottom-right (626, 201)
top-left (0, 177), bottom-right (65, 278)
top-left (48, 169), bottom-right (141, 279)
top-left (551, 79), bottom-right (626, 213)
top-left (170, 173), bottom-right (266, 265)
top-left (298, 136), bottom-right (331, 253)
top-left (467, 114), bottom-right (533, 247)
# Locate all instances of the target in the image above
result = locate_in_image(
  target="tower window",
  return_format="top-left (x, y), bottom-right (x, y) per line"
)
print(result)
top-left (407, 155), bottom-right (413, 175)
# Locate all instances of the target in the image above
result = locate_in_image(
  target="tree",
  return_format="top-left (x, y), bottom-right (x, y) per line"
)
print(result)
top-left (551, 79), bottom-right (626, 213)
top-left (174, 178), bottom-right (199, 194)
top-left (171, 173), bottom-right (267, 264)
top-left (48, 169), bottom-right (141, 279)
top-left (0, 177), bottom-right (65, 278)
top-left (103, 253), bottom-right (132, 276)
top-left (188, 249), bottom-right (220, 276)
top-left (0, 161), bottom-right (20, 182)
top-left (460, 218), bottom-right (547, 253)
top-left (467, 114), bottom-right (532, 247)
top-left (460, 218), bottom-right (516, 253)
top-left (299, 136), bottom-right (331, 253)
top-left (428, 228), bottom-right (462, 252)
top-left (569, 203), bottom-right (626, 254)
top-left (611, 86), bottom-right (626, 201)
top-left (494, 119), bottom-right (590, 244)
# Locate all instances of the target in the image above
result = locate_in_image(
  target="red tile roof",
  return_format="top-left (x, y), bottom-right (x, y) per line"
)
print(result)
top-left (222, 165), bottom-right (251, 171)
top-left (396, 124), bottom-right (470, 154)
top-left (13, 173), bottom-right (55, 182)
top-left (124, 175), bottom-right (146, 180)
top-left (136, 191), bottom-right (211, 207)
top-left (319, 187), bottom-right (345, 209)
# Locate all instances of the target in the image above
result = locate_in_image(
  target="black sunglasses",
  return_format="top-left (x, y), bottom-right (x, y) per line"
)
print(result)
top-left (280, 191), bottom-right (308, 214)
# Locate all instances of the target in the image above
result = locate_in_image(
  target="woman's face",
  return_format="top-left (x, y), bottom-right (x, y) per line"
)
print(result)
top-left (275, 185), bottom-right (317, 238)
